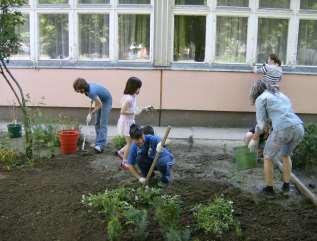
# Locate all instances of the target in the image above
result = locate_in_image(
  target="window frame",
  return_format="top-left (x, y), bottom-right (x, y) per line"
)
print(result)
top-left (8, 0), bottom-right (317, 70)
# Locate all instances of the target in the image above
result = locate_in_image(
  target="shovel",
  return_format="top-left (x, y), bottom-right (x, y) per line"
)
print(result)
top-left (81, 101), bottom-right (93, 151)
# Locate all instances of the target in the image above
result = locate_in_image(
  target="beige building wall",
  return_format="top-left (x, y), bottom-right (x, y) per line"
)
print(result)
top-left (1, 68), bottom-right (316, 114)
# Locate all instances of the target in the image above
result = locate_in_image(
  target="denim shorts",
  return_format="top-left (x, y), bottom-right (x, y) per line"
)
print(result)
top-left (264, 124), bottom-right (304, 159)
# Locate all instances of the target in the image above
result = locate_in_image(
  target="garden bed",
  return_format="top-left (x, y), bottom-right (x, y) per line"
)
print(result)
top-left (0, 140), bottom-right (316, 241)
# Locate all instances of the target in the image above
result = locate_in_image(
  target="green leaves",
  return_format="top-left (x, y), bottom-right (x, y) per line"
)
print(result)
top-left (112, 135), bottom-right (127, 150)
top-left (0, 0), bottom-right (26, 60)
top-left (194, 197), bottom-right (236, 236)
top-left (293, 123), bottom-right (317, 171)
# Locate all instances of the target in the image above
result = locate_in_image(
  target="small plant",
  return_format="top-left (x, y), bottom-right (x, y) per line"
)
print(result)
top-left (112, 135), bottom-right (127, 149)
top-left (107, 216), bottom-right (122, 241)
top-left (153, 194), bottom-right (182, 230)
top-left (124, 207), bottom-right (149, 241)
top-left (153, 194), bottom-right (191, 241)
top-left (194, 197), bottom-right (236, 236)
top-left (292, 123), bottom-right (317, 171)
top-left (0, 147), bottom-right (19, 170)
top-left (30, 107), bottom-right (79, 161)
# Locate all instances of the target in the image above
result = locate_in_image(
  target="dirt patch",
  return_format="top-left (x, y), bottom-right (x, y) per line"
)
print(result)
top-left (0, 141), bottom-right (316, 241)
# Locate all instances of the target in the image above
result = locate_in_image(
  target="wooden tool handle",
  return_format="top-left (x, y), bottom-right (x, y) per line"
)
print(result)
top-left (145, 126), bottom-right (172, 183)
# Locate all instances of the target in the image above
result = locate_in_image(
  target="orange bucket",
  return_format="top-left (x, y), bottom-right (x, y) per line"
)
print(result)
top-left (59, 130), bottom-right (80, 154)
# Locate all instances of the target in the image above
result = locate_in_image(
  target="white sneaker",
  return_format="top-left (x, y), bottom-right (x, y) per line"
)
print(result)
top-left (94, 146), bottom-right (103, 153)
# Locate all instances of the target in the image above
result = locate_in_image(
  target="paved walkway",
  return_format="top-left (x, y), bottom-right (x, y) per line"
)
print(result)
top-left (0, 122), bottom-right (246, 141)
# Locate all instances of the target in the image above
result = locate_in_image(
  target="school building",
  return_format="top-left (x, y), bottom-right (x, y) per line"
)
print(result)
top-left (1, 0), bottom-right (317, 126)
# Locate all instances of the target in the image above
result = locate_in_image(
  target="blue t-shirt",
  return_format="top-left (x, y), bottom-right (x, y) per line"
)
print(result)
top-left (128, 135), bottom-right (174, 166)
top-left (87, 83), bottom-right (112, 103)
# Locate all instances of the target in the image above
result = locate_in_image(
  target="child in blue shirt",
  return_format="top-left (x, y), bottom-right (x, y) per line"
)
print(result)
top-left (73, 78), bottom-right (112, 153)
top-left (127, 124), bottom-right (175, 186)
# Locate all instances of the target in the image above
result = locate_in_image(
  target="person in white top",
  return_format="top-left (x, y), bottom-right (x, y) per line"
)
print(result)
top-left (116, 76), bottom-right (152, 169)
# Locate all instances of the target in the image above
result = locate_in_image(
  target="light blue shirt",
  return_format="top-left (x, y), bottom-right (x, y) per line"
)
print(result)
top-left (255, 90), bottom-right (303, 134)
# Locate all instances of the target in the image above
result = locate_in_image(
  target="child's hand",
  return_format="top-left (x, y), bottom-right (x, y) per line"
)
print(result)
top-left (143, 105), bottom-right (154, 112)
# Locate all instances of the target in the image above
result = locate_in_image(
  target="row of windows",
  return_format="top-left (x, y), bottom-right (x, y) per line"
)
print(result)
top-left (19, 0), bottom-right (317, 9)
top-left (13, 0), bottom-right (317, 67)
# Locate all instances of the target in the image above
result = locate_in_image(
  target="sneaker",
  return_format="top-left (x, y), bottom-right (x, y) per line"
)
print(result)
top-left (114, 150), bottom-right (124, 160)
top-left (94, 146), bottom-right (103, 153)
top-left (282, 183), bottom-right (290, 192)
top-left (261, 186), bottom-right (275, 195)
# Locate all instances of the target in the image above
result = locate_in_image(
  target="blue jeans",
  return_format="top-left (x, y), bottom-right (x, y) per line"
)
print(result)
top-left (95, 98), bottom-right (112, 149)
top-left (137, 155), bottom-right (174, 184)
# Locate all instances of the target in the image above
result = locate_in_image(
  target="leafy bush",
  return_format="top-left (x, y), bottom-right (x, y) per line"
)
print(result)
top-left (82, 187), bottom-right (190, 241)
top-left (0, 147), bottom-right (19, 170)
top-left (112, 135), bottom-right (127, 150)
top-left (292, 123), bottom-right (317, 170)
top-left (124, 207), bottom-right (149, 241)
top-left (107, 216), bottom-right (122, 241)
top-left (30, 109), bottom-right (79, 160)
top-left (153, 194), bottom-right (191, 241)
top-left (194, 197), bottom-right (236, 236)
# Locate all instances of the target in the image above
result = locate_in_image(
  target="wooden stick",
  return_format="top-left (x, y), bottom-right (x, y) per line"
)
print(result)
top-left (145, 126), bottom-right (172, 183)
top-left (275, 160), bottom-right (317, 206)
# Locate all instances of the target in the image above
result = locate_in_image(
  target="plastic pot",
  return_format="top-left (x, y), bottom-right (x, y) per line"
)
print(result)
top-left (58, 130), bottom-right (80, 154)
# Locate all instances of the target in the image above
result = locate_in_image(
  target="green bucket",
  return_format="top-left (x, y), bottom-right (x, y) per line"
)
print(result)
top-left (234, 145), bottom-right (257, 170)
top-left (7, 123), bottom-right (22, 138)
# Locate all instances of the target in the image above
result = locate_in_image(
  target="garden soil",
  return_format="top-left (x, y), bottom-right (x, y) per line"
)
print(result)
top-left (0, 140), bottom-right (316, 241)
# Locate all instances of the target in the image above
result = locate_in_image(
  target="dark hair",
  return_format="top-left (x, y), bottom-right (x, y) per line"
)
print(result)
top-left (124, 77), bottom-right (142, 95)
top-left (73, 78), bottom-right (89, 92)
top-left (249, 80), bottom-right (267, 105)
top-left (269, 54), bottom-right (281, 66)
top-left (129, 124), bottom-right (143, 139)
top-left (142, 125), bottom-right (154, 135)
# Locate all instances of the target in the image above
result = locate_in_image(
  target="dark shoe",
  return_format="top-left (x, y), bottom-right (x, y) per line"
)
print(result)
top-left (282, 183), bottom-right (290, 192)
top-left (158, 181), bottom-right (169, 188)
top-left (261, 186), bottom-right (275, 195)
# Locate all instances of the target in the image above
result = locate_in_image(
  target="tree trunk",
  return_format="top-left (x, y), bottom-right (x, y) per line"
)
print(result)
top-left (0, 59), bottom-right (33, 160)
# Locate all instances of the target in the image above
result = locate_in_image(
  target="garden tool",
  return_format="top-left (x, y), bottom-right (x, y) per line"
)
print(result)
top-left (144, 126), bottom-right (172, 184)
top-left (81, 101), bottom-right (93, 151)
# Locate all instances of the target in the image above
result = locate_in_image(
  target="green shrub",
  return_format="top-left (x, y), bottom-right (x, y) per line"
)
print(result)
top-left (194, 197), bottom-right (236, 236)
top-left (0, 147), bottom-right (19, 170)
top-left (112, 135), bottom-right (126, 149)
top-left (107, 216), bottom-right (122, 241)
top-left (124, 207), bottom-right (149, 241)
top-left (81, 187), bottom-right (186, 241)
top-left (153, 194), bottom-right (182, 230)
top-left (292, 123), bottom-right (317, 170)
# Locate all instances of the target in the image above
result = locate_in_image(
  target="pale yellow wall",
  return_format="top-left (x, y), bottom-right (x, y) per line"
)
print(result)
top-left (1, 68), bottom-right (316, 114)
top-left (0, 69), bottom-right (161, 109)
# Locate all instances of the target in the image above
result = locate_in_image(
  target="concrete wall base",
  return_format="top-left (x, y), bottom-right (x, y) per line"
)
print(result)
top-left (1, 106), bottom-right (316, 127)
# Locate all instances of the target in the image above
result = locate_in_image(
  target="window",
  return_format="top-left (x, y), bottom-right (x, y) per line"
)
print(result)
top-left (119, 0), bottom-right (150, 4)
top-left (14, 14), bottom-right (30, 58)
top-left (39, 14), bottom-right (69, 59)
top-left (38, 0), bottom-right (68, 4)
top-left (217, 0), bottom-right (248, 7)
top-left (257, 18), bottom-right (288, 64)
top-left (78, 0), bottom-right (110, 4)
top-left (174, 15), bottom-right (206, 62)
top-left (259, 0), bottom-right (290, 9)
top-left (118, 14), bottom-right (150, 60)
top-left (79, 14), bottom-right (109, 59)
top-left (216, 16), bottom-right (248, 63)
top-left (300, 0), bottom-right (317, 10)
top-left (297, 20), bottom-right (317, 66)
top-left (175, 0), bottom-right (206, 5)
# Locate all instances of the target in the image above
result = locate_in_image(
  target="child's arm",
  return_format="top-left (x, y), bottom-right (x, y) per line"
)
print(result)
top-left (127, 164), bottom-right (143, 180)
